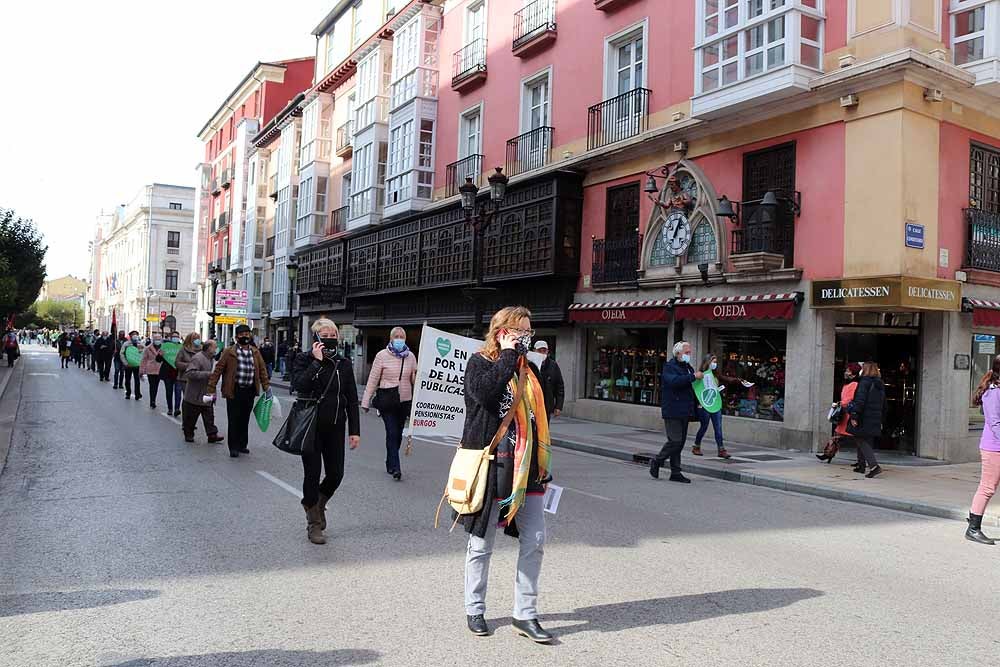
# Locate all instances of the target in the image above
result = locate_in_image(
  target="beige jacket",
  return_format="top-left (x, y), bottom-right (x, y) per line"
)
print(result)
top-left (362, 349), bottom-right (417, 409)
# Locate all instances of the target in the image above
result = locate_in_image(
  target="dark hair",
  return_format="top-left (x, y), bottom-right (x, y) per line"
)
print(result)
top-left (699, 353), bottom-right (716, 373)
top-left (974, 355), bottom-right (1000, 406)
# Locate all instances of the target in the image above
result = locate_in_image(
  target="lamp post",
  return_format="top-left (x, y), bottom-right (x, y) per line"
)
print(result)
top-left (286, 255), bottom-right (299, 349)
top-left (460, 167), bottom-right (509, 338)
top-left (87, 300), bottom-right (94, 329)
top-left (208, 264), bottom-right (223, 339)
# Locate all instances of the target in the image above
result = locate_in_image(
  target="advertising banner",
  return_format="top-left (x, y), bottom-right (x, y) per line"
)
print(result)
top-left (215, 289), bottom-right (248, 315)
top-left (409, 325), bottom-right (483, 443)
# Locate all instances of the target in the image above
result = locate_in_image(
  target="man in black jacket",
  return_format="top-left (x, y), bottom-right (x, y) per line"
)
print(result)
top-left (259, 337), bottom-right (276, 378)
top-left (94, 331), bottom-right (114, 382)
top-left (532, 341), bottom-right (564, 419)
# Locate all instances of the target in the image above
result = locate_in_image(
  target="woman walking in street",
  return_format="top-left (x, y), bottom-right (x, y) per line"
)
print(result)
top-left (292, 319), bottom-right (360, 545)
top-left (3, 329), bottom-right (19, 367)
top-left (140, 334), bottom-right (163, 409)
top-left (692, 353), bottom-right (734, 459)
top-left (158, 332), bottom-right (183, 416)
top-left (179, 334), bottom-right (224, 446)
top-left (461, 306), bottom-right (554, 644)
top-left (967, 354), bottom-right (1000, 544)
top-left (847, 361), bottom-right (886, 478)
top-left (58, 332), bottom-right (70, 369)
top-left (817, 362), bottom-right (861, 464)
top-left (362, 326), bottom-right (417, 481)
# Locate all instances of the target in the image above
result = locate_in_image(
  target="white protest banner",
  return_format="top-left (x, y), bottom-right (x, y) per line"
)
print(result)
top-left (410, 325), bottom-right (484, 442)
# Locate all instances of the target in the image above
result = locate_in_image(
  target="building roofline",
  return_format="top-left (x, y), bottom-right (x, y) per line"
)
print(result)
top-left (197, 60), bottom-right (309, 139)
top-left (252, 93), bottom-right (306, 148)
top-left (312, 0), bottom-right (356, 36)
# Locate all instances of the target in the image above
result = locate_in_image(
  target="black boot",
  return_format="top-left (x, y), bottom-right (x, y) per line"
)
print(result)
top-left (649, 458), bottom-right (661, 479)
top-left (512, 618), bottom-right (553, 643)
top-left (966, 513), bottom-right (996, 545)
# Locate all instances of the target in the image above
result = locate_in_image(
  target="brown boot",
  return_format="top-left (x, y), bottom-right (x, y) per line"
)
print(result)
top-left (317, 493), bottom-right (331, 531)
top-left (304, 504), bottom-right (326, 545)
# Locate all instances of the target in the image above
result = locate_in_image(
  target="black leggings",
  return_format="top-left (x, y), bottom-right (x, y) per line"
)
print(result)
top-left (301, 420), bottom-right (346, 508)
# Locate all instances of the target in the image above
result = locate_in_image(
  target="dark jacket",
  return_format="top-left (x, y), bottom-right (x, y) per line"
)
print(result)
top-left (292, 351), bottom-right (360, 436)
top-left (207, 344), bottom-right (270, 400)
top-left (538, 356), bottom-right (565, 416)
top-left (94, 335), bottom-right (114, 361)
top-left (460, 349), bottom-right (546, 539)
top-left (848, 376), bottom-right (886, 438)
top-left (260, 343), bottom-right (276, 365)
top-left (661, 357), bottom-right (697, 420)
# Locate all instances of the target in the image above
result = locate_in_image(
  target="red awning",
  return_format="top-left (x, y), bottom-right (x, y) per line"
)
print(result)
top-left (673, 293), bottom-right (801, 322)
top-left (568, 300), bottom-right (670, 324)
top-left (967, 298), bottom-right (1000, 327)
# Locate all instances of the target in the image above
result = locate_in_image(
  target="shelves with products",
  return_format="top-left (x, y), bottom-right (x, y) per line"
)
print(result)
top-left (589, 345), bottom-right (669, 406)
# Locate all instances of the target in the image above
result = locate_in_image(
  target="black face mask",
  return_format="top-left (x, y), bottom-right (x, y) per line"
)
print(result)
top-left (238, 337), bottom-right (252, 346)
top-left (321, 337), bottom-right (339, 350)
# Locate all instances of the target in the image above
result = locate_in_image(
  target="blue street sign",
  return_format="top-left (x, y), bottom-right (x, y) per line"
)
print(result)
top-left (905, 223), bottom-right (924, 249)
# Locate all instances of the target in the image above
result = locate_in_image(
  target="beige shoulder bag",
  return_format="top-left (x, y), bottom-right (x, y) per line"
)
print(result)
top-left (434, 364), bottom-right (526, 531)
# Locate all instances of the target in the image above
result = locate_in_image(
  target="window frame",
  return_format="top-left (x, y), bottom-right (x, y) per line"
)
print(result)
top-left (465, 0), bottom-right (488, 46)
top-left (603, 20), bottom-right (649, 101)
top-left (168, 202), bottom-right (182, 210)
top-left (165, 269), bottom-right (179, 291)
top-left (459, 102), bottom-right (484, 160)
top-left (167, 231), bottom-right (181, 248)
top-left (950, 0), bottom-right (993, 67)
top-left (520, 67), bottom-right (553, 134)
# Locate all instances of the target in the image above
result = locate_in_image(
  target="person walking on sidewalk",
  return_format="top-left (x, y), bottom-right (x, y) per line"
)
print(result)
top-left (818, 362), bottom-right (862, 464)
top-left (847, 361), bottom-right (886, 479)
top-left (260, 337), bottom-right (276, 379)
top-left (180, 336), bottom-right (224, 445)
top-left (3, 329), bottom-right (19, 367)
top-left (207, 324), bottom-right (270, 458)
top-left (286, 339), bottom-right (300, 393)
top-left (692, 353), bottom-right (735, 459)
top-left (650, 341), bottom-right (702, 484)
top-left (362, 327), bottom-right (417, 481)
top-left (112, 331), bottom-right (127, 388)
top-left (461, 306), bottom-right (554, 644)
top-left (292, 319), bottom-right (361, 545)
top-left (119, 331), bottom-right (144, 401)
top-left (533, 341), bottom-right (565, 421)
top-left (140, 334), bottom-right (163, 409)
top-left (968, 355), bottom-right (1000, 545)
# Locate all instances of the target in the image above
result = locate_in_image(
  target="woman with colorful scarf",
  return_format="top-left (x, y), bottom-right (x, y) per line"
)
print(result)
top-left (362, 326), bottom-right (418, 481)
top-left (461, 306), bottom-right (553, 644)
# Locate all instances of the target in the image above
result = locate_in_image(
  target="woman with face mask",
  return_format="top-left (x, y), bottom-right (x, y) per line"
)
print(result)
top-left (179, 334), bottom-right (224, 445)
top-left (692, 354), bottom-right (736, 459)
top-left (292, 319), bottom-right (361, 545)
top-left (361, 326), bottom-right (418, 481)
top-left (157, 333), bottom-right (183, 417)
top-left (140, 335), bottom-right (164, 410)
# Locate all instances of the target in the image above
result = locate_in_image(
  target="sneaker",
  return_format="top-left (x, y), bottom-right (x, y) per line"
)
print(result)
top-left (865, 465), bottom-right (883, 479)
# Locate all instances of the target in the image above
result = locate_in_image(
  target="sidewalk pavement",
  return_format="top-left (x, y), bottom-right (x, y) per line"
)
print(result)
top-left (548, 416), bottom-right (999, 527)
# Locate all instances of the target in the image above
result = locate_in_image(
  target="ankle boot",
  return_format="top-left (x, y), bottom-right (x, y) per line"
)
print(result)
top-left (304, 504), bottom-right (327, 545)
top-left (316, 493), bottom-right (331, 531)
top-left (966, 513), bottom-right (996, 545)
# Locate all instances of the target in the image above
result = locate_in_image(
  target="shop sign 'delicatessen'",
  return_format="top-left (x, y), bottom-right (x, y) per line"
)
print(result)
top-left (811, 276), bottom-right (962, 312)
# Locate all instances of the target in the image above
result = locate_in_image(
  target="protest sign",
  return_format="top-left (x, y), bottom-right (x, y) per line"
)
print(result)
top-left (692, 369), bottom-right (723, 413)
top-left (410, 325), bottom-right (483, 442)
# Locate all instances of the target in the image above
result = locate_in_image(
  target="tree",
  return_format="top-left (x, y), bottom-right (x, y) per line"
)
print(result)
top-left (36, 299), bottom-right (82, 328)
top-left (0, 208), bottom-right (47, 324)
top-left (13, 303), bottom-right (59, 330)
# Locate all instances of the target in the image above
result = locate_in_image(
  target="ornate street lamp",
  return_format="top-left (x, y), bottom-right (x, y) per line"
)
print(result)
top-left (286, 255), bottom-right (299, 352)
top-left (208, 264), bottom-right (223, 338)
top-left (460, 167), bottom-right (509, 337)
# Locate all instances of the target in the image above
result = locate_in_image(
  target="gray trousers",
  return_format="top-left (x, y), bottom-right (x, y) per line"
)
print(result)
top-left (464, 495), bottom-right (546, 620)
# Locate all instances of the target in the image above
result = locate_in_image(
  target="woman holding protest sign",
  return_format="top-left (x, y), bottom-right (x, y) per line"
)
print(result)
top-left (362, 326), bottom-right (418, 481)
top-left (460, 306), bottom-right (554, 644)
top-left (692, 354), bottom-right (741, 459)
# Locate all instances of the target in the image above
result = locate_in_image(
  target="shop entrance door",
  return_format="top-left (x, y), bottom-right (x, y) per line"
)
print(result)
top-left (834, 327), bottom-right (919, 453)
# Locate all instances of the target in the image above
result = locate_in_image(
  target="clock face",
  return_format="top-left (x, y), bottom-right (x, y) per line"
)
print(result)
top-left (662, 210), bottom-right (692, 257)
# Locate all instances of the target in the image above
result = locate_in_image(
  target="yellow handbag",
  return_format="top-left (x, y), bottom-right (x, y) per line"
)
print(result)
top-left (435, 365), bottom-right (526, 531)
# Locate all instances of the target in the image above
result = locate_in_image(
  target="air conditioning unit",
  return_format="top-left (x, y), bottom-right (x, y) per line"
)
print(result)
top-left (924, 88), bottom-right (943, 102)
top-left (840, 94), bottom-right (859, 108)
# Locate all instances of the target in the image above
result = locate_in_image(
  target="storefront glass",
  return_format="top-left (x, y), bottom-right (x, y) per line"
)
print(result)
top-left (586, 328), bottom-right (671, 406)
top-left (970, 334), bottom-right (997, 425)
top-left (707, 328), bottom-right (787, 422)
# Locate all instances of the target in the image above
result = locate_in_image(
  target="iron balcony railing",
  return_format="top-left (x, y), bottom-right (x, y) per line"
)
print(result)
top-left (446, 154), bottom-right (484, 198)
top-left (513, 0), bottom-right (556, 50)
top-left (336, 120), bottom-right (353, 155)
top-left (731, 219), bottom-right (795, 266)
top-left (592, 234), bottom-right (642, 286)
top-left (965, 207), bottom-right (1000, 272)
top-left (587, 87), bottom-right (651, 151)
top-left (506, 127), bottom-right (553, 177)
top-left (452, 38), bottom-right (487, 84)
top-left (326, 206), bottom-right (349, 236)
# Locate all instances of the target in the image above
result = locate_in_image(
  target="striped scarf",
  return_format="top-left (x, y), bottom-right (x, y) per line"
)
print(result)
top-left (498, 358), bottom-right (551, 526)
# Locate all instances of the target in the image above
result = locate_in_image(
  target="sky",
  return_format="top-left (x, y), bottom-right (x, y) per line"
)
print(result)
top-left (0, 1), bottom-right (326, 281)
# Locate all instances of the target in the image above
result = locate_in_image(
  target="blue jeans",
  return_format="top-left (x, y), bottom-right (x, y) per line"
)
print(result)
top-left (381, 409), bottom-right (404, 473)
top-left (695, 408), bottom-right (724, 449)
top-left (266, 362), bottom-right (274, 378)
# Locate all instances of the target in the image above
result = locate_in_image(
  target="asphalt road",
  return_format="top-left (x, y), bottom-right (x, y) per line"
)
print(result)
top-left (2, 347), bottom-right (999, 666)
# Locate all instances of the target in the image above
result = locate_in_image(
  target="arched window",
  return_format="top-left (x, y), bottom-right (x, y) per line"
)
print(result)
top-left (686, 217), bottom-right (718, 265)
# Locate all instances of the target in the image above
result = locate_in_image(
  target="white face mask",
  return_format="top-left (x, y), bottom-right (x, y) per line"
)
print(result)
top-left (680, 353), bottom-right (691, 364)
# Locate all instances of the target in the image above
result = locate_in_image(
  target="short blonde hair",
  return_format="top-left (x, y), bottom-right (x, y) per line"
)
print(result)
top-left (311, 318), bottom-right (338, 334)
top-left (390, 326), bottom-right (406, 338)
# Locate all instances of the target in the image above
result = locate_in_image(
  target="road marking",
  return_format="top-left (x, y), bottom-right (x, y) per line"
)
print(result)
top-left (256, 470), bottom-right (303, 499)
top-left (27, 373), bottom-right (59, 377)
top-left (563, 487), bottom-right (614, 502)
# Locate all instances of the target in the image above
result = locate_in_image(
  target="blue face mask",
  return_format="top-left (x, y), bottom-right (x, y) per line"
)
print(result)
top-left (710, 362), bottom-right (718, 371)
top-left (681, 353), bottom-right (691, 364)
top-left (192, 339), bottom-right (203, 350)
top-left (392, 339), bottom-right (406, 352)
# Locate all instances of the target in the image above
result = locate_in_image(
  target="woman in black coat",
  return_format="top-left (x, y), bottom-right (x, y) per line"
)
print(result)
top-left (848, 361), bottom-right (886, 478)
top-left (292, 319), bottom-right (360, 545)
top-left (460, 306), bottom-right (554, 644)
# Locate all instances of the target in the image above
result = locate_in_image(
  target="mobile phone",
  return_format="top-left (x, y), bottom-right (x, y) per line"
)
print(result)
top-left (313, 333), bottom-right (322, 345)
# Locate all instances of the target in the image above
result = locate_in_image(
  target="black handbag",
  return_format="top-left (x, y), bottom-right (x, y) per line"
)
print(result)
top-left (372, 357), bottom-right (405, 414)
top-left (272, 362), bottom-right (338, 456)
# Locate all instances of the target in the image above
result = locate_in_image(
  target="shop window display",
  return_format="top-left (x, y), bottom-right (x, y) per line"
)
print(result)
top-left (708, 328), bottom-right (787, 421)
top-left (587, 329), bottom-right (671, 406)
top-left (971, 334), bottom-right (997, 425)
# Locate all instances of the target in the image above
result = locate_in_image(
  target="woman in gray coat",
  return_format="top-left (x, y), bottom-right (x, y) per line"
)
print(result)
top-left (179, 336), bottom-right (224, 446)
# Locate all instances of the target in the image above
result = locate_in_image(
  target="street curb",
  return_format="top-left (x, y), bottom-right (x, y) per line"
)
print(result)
top-left (0, 360), bottom-right (24, 479)
top-left (551, 436), bottom-right (991, 528)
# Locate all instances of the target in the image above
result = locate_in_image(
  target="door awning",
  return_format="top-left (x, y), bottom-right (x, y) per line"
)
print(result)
top-left (965, 297), bottom-right (1000, 327)
top-left (672, 293), bottom-right (803, 322)
top-left (568, 300), bottom-right (670, 324)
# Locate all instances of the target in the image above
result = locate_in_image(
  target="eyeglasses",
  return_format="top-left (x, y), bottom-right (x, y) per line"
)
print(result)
top-left (508, 328), bottom-right (535, 337)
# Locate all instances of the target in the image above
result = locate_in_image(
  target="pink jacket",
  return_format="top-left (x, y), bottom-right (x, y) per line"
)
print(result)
top-left (140, 345), bottom-right (161, 376)
top-left (362, 349), bottom-right (418, 409)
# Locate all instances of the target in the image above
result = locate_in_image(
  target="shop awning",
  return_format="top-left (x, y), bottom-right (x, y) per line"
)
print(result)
top-left (568, 300), bottom-right (670, 324)
top-left (965, 298), bottom-right (1000, 327)
top-left (672, 293), bottom-right (803, 322)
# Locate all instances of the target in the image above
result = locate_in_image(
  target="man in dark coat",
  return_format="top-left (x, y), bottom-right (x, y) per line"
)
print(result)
top-left (94, 331), bottom-right (114, 381)
top-left (259, 337), bottom-right (276, 378)
top-left (532, 341), bottom-right (564, 419)
top-left (650, 341), bottom-right (703, 483)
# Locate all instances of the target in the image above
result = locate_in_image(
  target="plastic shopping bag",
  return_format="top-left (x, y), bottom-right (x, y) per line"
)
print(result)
top-left (254, 394), bottom-right (274, 432)
top-left (269, 395), bottom-right (283, 420)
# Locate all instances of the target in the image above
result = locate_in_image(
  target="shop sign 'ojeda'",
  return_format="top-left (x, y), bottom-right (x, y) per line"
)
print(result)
top-left (811, 276), bottom-right (962, 312)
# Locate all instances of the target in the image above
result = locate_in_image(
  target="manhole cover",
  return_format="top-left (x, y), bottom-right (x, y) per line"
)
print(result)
top-left (739, 454), bottom-right (792, 461)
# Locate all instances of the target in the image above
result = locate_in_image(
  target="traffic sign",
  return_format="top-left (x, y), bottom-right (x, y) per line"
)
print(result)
top-left (215, 315), bottom-right (248, 326)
